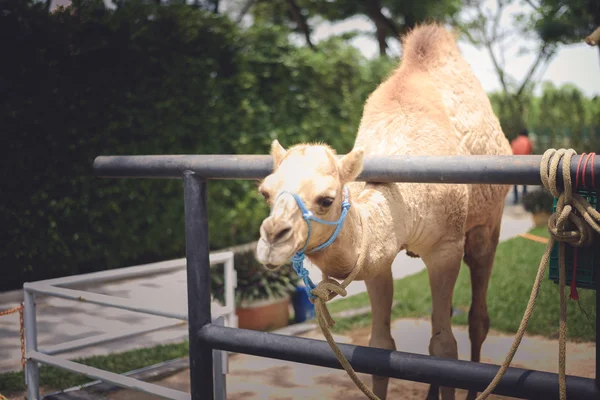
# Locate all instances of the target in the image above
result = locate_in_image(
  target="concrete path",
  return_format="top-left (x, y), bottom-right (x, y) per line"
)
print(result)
top-left (0, 270), bottom-right (194, 373)
top-left (0, 198), bottom-right (533, 373)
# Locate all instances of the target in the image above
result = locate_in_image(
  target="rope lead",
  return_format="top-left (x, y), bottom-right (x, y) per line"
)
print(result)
top-left (475, 149), bottom-right (599, 400)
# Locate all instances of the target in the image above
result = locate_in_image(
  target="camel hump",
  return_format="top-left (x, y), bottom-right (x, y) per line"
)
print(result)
top-left (401, 23), bottom-right (460, 70)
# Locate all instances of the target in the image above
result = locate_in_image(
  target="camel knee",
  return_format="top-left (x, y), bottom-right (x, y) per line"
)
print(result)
top-left (369, 333), bottom-right (396, 352)
top-left (468, 306), bottom-right (490, 342)
top-left (369, 313), bottom-right (396, 351)
top-left (429, 329), bottom-right (457, 359)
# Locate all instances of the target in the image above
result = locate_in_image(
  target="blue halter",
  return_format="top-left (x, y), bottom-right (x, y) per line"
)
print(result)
top-left (274, 186), bottom-right (351, 299)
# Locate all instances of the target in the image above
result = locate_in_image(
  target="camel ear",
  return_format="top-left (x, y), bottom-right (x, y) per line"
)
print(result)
top-left (270, 139), bottom-right (287, 169)
top-left (339, 147), bottom-right (364, 183)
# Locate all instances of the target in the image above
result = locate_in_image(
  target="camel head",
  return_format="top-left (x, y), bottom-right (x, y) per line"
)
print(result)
top-left (255, 140), bottom-right (364, 270)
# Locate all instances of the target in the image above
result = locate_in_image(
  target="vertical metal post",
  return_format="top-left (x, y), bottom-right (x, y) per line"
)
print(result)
top-left (225, 256), bottom-right (237, 328)
top-left (596, 266), bottom-right (599, 386)
top-left (213, 316), bottom-right (228, 400)
top-left (183, 171), bottom-right (213, 399)
top-left (24, 288), bottom-right (39, 400)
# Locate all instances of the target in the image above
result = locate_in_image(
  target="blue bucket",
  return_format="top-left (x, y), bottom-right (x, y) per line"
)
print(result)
top-left (292, 285), bottom-right (315, 323)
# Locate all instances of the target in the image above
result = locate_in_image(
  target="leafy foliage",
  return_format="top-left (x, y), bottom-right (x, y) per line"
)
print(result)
top-left (533, 0), bottom-right (600, 46)
top-left (0, 0), bottom-right (395, 290)
top-left (529, 82), bottom-right (600, 153)
top-left (250, 0), bottom-right (462, 55)
top-left (455, 0), bottom-right (600, 136)
top-left (489, 82), bottom-right (600, 149)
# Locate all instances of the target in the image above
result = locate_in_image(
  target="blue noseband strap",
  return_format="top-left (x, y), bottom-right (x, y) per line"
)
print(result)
top-left (275, 186), bottom-right (351, 299)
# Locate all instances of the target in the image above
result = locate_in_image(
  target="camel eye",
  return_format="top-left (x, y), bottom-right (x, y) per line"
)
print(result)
top-left (317, 197), bottom-right (334, 208)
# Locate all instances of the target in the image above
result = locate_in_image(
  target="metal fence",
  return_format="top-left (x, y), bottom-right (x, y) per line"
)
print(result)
top-left (27, 154), bottom-right (600, 400)
top-left (23, 252), bottom-right (236, 400)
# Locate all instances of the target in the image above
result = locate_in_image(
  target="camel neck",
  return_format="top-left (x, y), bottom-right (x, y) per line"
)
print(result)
top-left (305, 195), bottom-right (362, 280)
top-left (306, 183), bottom-right (411, 281)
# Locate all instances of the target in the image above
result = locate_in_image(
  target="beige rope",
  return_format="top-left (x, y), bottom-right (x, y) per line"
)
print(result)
top-left (309, 212), bottom-right (381, 400)
top-left (475, 149), bottom-right (600, 400)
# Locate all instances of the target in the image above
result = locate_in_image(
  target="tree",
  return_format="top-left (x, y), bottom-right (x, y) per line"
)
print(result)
top-left (242, 0), bottom-right (317, 50)
top-left (490, 82), bottom-right (600, 153)
top-left (237, 0), bottom-right (461, 56)
top-left (307, 0), bottom-right (461, 56)
top-left (533, 82), bottom-right (588, 151)
top-left (454, 0), bottom-right (558, 138)
top-left (532, 0), bottom-right (600, 63)
top-left (193, 0), bottom-right (220, 13)
top-left (0, 0), bottom-right (396, 290)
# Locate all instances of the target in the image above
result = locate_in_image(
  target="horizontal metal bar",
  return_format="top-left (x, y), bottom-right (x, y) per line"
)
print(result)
top-left (36, 251), bottom-right (233, 288)
top-left (41, 320), bottom-right (187, 356)
top-left (39, 258), bottom-right (186, 288)
top-left (24, 283), bottom-right (189, 321)
top-left (198, 324), bottom-right (599, 400)
top-left (30, 351), bottom-right (191, 400)
top-left (43, 357), bottom-right (191, 399)
top-left (93, 154), bottom-right (600, 187)
top-left (95, 155), bottom-right (272, 180)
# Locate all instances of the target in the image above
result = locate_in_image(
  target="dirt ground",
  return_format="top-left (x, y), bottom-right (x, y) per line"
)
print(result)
top-left (105, 317), bottom-right (595, 400)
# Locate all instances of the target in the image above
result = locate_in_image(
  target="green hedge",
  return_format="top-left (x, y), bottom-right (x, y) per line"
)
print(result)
top-left (489, 83), bottom-right (600, 152)
top-left (0, 0), bottom-right (395, 290)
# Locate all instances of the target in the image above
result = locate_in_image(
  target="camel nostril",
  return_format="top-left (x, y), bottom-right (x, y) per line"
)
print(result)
top-left (261, 217), bottom-right (293, 244)
top-left (274, 227), bottom-right (292, 243)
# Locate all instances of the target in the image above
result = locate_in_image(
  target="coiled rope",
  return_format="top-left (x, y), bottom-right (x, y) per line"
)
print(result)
top-left (475, 149), bottom-right (599, 399)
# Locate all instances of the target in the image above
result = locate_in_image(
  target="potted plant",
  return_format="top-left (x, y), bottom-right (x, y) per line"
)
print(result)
top-left (211, 242), bottom-right (299, 331)
top-left (522, 188), bottom-right (554, 227)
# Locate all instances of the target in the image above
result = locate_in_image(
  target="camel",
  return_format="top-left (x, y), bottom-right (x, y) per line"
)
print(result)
top-left (255, 23), bottom-right (512, 400)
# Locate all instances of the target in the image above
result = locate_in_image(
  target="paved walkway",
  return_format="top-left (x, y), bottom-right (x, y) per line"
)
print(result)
top-left (0, 199), bottom-right (533, 373)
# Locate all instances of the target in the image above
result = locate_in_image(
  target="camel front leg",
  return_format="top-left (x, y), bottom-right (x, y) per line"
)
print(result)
top-left (365, 264), bottom-right (396, 399)
top-left (422, 241), bottom-right (463, 400)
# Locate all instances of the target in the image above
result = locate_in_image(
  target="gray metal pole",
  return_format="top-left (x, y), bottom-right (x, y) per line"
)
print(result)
top-left (199, 324), bottom-right (599, 399)
top-left (183, 171), bottom-right (213, 399)
top-left (26, 283), bottom-right (188, 321)
top-left (93, 154), bottom-right (600, 187)
top-left (595, 268), bottom-right (600, 389)
top-left (24, 289), bottom-right (40, 400)
top-left (213, 316), bottom-right (227, 400)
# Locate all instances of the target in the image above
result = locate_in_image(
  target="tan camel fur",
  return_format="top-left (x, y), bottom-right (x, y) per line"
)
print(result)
top-left (255, 23), bottom-right (512, 400)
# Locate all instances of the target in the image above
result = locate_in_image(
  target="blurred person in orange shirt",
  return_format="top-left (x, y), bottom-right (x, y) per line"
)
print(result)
top-left (511, 128), bottom-right (533, 204)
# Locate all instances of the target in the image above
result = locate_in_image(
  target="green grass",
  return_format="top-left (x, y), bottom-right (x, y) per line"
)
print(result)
top-left (0, 341), bottom-right (189, 396)
top-left (329, 227), bottom-right (597, 341)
